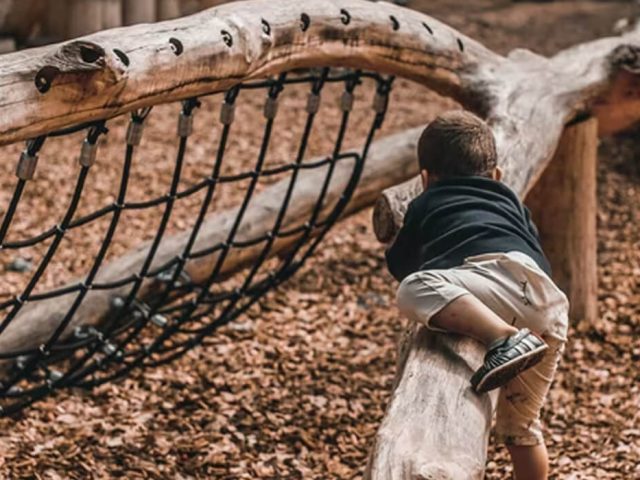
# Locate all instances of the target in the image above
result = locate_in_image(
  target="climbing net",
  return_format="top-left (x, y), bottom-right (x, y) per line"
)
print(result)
top-left (0, 68), bottom-right (393, 415)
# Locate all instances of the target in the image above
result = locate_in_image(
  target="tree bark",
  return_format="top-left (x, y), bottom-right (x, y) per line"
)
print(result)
top-left (525, 118), bottom-right (599, 326)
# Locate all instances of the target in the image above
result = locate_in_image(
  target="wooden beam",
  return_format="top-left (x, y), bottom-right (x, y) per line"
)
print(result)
top-left (525, 118), bottom-right (599, 326)
top-left (365, 327), bottom-right (498, 479)
top-left (0, 0), bottom-right (503, 147)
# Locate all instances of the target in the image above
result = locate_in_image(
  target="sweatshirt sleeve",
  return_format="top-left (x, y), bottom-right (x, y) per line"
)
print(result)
top-left (523, 204), bottom-right (540, 239)
top-left (385, 201), bottom-right (418, 282)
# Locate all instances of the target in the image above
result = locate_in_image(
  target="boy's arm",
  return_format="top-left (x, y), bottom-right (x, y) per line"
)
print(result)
top-left (385, 202), bottom-right (417, 281)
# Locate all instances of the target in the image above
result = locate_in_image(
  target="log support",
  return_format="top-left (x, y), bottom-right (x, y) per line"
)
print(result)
top-left (525, 118), bottom-right (599, 326)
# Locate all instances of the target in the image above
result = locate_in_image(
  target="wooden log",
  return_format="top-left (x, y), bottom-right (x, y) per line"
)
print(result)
top-left (0, 0), bottom-right (499, 147)
top-left (0, 127), bottom-right (421, 363)
top-left (365, 327), bottom-right (499, 480)
top-left (157, 0), bottom-right (181, 21)
top-left (525, 118), bottom-right (599, 326)
top-left (0, 0), bottom-right (635, 179)
top-left (372, 176), bottom-right (422, 244)
top-left (123, 0), bottom-right (157, 25)
top-left (68, 0), bottom-right (104, 38)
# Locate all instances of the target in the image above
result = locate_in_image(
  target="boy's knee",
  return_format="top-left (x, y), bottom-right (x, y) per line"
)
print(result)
top-left (396, 271), bottom-right (443, 308)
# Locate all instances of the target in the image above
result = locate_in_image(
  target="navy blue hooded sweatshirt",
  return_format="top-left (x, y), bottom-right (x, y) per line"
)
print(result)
top-left (385, 176), bottom-right (551, 281)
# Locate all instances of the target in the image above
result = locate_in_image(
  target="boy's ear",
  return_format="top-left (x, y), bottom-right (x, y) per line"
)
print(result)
top-left (492, 166), bottom-right (503, 181)
top-left (420, 169), bottom-right (429, 190)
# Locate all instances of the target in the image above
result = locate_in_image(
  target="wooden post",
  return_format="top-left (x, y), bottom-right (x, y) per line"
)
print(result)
top-left (525, 118), bottom-right (599, 326)
top-left (157, 0), bottom-right (181, 21)
top-left (101, 0), bottom-right (123, 30)
top-left (123, 0), bottom-right (157, 25)
top-left (68, 0), bottom-right (103, 37)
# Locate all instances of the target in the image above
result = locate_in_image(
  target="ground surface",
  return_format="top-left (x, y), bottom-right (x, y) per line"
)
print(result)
top-left (1, 0), bottom-right (639, 479)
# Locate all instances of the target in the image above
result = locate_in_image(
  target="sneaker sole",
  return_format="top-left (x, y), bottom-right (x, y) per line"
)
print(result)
top-left (473, 343), bottom-right (548, 394)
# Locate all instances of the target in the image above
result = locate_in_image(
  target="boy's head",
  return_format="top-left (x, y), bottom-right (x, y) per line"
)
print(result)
top-left (418, 110), bottom-right (500, 187)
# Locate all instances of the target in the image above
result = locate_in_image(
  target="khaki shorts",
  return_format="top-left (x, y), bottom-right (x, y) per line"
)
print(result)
top-left (396, 251), bottom-right (569, 446)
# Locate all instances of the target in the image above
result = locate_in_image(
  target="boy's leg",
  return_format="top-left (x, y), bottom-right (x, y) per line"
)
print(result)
top-left (507, 444), bottom-right (548, 480)
top-left (429, 294), bottom-right (517, 346)
top-left (495, 336), bottom-right (565, 480)
top-left (397, 268), bottom-right (549, 392)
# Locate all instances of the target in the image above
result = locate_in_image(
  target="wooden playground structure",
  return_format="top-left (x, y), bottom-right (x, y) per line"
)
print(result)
top-left (0, 0), bottom-right (638, 478)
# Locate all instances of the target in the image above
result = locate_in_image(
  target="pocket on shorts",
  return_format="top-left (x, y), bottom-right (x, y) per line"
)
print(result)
top-left (500, 252), bottom-right (569, 340)
top-left (464, 252), bottom-right (569, 340)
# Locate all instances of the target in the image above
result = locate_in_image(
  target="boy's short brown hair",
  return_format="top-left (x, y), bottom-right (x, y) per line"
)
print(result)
top-left (418, 110), bottom-right (497, 177)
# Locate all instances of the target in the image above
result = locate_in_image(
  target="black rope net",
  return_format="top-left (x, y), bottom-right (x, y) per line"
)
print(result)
top-left (0, 68), bottom-right (394, 415)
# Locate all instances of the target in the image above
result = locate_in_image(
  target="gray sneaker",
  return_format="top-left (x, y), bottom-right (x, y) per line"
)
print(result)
top-left (470, 328), bottom-right (548, 394)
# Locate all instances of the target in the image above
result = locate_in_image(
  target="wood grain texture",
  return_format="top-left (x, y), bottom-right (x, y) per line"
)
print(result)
top-left (0, 0), bottom-right (497, 146)
top-left (526, 118), bottom-right (599, 326)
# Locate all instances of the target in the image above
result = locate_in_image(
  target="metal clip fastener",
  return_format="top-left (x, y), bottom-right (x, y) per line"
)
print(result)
top-left (340, 91), bottom-right (354, 112)
top-left (102, 342), bottom-right (117, 356)
top-left (151, 314), bottom-right (168, 328)
top-left (126, 121), bottom-right (145, 146)
top-left (79, 139), bottom-right (98, 167)
top-left (306, 93), bottom-right (321, 114)
top-left (7, 385), bottom-right (23, 395)
top-left (16, 151), bottom-right (38, 180)
top-left (177, 112), bottom-right (194, 138)
top-left (220, 102), bottom-right (235, 125)
top-left (264, 97), bottom-right (279, 120)
top-left (373, 92), bottom-right (388, 114)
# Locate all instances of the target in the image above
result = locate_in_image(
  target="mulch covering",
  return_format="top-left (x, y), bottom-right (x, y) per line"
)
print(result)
top-left (1, 0), bottom-right (639, 478)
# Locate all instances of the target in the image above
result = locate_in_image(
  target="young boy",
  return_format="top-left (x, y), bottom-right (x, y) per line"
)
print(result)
top-left (386, 111), bottom-right (569, 480)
